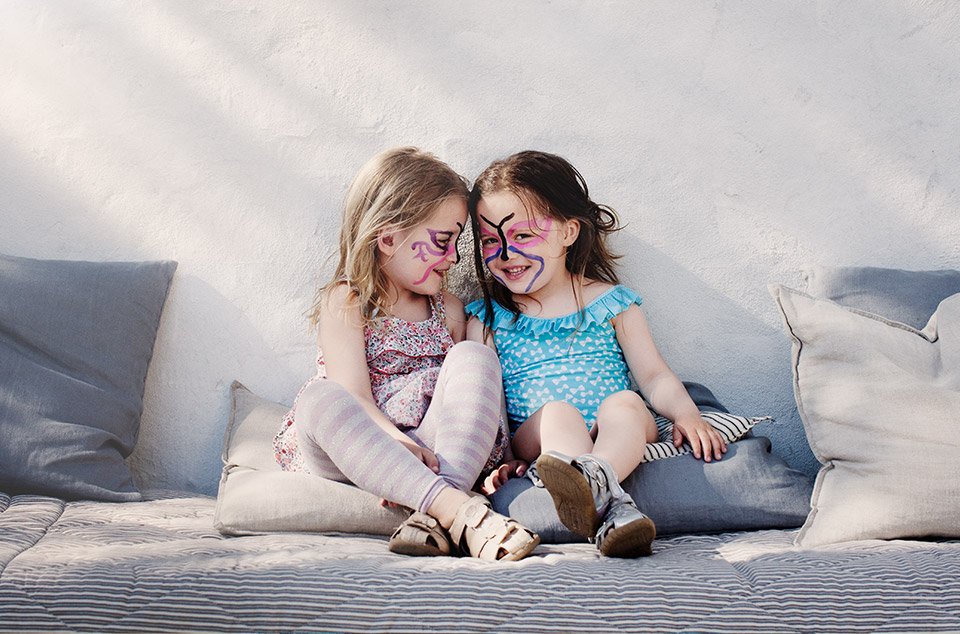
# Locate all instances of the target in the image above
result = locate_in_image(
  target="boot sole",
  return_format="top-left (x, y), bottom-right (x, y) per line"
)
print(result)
top-left (536, 454), bottom-right (600, 539)
top-left (600, 516), bottom-right (656, 558)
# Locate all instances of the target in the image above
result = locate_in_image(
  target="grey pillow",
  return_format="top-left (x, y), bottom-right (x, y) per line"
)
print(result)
top-left (804, 265), bottom-right (960, 329)
top-left (0, 254), bottom-right (176, 501)
top-left (491, 434), bottom-right (812, 542)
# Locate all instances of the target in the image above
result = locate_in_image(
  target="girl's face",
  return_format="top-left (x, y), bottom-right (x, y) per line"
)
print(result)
top-left (379, 196), bottom-right (467, 298)
top-left (476, 190), bottom-right (578, 297)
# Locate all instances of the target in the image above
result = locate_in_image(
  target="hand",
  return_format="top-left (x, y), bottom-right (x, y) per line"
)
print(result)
top-left (401, 440), bottom-right (440, 474)
top-left (480, 460), bottom-right (528, 495)
top-left (672, 415), bottom-right (727, 462)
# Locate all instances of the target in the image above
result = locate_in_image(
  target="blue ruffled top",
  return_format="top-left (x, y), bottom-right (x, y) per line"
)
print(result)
top-left (465, 285), bottom-right (642, 432)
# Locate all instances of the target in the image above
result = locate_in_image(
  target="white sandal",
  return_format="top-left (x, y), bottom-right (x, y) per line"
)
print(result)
top-left (448, 497), bottom-right (539, 561)
top-left (388, 512), bottom-right (454, 557)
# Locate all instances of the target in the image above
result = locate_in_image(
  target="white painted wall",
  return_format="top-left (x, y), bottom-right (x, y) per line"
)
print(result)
top-left (2, 2), bottom-right (958, 495)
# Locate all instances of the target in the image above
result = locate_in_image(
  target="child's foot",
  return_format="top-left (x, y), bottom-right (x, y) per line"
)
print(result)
top-left (536, 451), bottom-right (606, 538)
top-left (537, 451), bottom-right (656, 557)
top-left (388, 512), bottom-right (454, 557)
top-left (448, 496), bottom-right (540, 561)
top-left (595, 496), bottom-right (656, 558)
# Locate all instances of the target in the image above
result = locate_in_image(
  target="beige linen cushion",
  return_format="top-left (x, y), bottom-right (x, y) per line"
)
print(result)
top-left (771, 285), bottom-right (960, 547)
top-left (213, 381), bottom-right (408, 536)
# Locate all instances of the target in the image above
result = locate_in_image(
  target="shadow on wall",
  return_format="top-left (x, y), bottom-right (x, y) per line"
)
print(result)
top-left (614, 237), bottom-right (820, 478)
top-left (0, 136), bottom-right (132, 260)
top-left (130, 272), bottom-right (297, 496)
top-left (326, 1), bottom-right (960, 262)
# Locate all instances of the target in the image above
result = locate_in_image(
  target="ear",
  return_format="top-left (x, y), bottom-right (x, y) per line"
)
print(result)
top-left (560, 218), bottom-right (580, 247)
top-left (377, 230), bottom-right (399, 256)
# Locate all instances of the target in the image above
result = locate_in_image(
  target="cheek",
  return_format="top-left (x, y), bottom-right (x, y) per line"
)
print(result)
top-left (481, 243), bottom-right (500, 258)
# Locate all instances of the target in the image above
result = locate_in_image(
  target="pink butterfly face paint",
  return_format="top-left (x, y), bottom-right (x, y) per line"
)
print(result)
top-left (480, 213), bottom-right (554, 292)
top-left (410, 223), bottom-right (463, 286)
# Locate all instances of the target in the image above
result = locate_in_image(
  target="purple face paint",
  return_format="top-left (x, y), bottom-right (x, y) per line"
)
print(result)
top-left (480, 214), bottom-right (553, 292)
top-left (410, 224), bottom-right (462, 286)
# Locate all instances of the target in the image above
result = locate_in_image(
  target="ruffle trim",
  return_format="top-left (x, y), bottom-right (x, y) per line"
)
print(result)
top-left (465, 285), bottom-right (642, 335)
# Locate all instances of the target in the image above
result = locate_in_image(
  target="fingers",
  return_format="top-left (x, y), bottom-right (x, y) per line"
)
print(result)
top-left (481, 465), bottom-right (511, 495)
top-left (694, 427), bottom-right (728, 462)
top-left (674, 418), bottom-right (730, 462)
top-left (481, 473), bottom-right (498, 496)
top-left (492, 464), bottom-right (510, 488)
top-left (710, 429), bottom-right (728, 461)
top-left (688, 429), bottom-right (704, 460)
top-left (422, 448), bottom-right (440, 473)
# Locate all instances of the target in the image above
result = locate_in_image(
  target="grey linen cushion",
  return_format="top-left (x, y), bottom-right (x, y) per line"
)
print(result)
top-left (491, 435), bottom-right (812, 541)
top-left (804, 265), bottom-right (960, 330)
top-left (217, 381), bottom-right (812, 540)
top-left (0, 254), bottom-right (176, 501)
top-left (772, 285), bottom-right (960, 546)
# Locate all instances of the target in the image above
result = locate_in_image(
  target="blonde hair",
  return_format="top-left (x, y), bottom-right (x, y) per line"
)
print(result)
top-left (309, 147), bottom-right (468, 324)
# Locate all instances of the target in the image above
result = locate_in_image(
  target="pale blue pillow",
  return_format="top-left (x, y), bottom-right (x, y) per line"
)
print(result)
top-left (0, 254), bottom-right (176, 501)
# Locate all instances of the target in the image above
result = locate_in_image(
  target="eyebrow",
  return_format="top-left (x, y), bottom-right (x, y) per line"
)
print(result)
top-left (506, 217), bottom-right (552, 235)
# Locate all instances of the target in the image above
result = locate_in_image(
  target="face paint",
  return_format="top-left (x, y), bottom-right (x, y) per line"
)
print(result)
top-left (480, 214), bottom-right (554, 292)
top-left (410, 223), bottom-right (462, 286)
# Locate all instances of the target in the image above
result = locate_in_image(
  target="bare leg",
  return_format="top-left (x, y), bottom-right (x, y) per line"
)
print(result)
top-left (591, 390), bottom-right (659, 482)
top-left (512, 400), bottom-right (594, 464)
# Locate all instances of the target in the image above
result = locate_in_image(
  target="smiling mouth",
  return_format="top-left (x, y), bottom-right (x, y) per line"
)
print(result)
top-left (502, 265), bottom-right (529, 281)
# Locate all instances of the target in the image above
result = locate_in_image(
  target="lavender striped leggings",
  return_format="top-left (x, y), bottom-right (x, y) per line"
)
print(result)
top-left (293, 341), bottom-right (503, 514)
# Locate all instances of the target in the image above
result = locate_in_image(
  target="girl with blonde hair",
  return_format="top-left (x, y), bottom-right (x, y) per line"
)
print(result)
top-left (274, 147), bottom-right (538, 561)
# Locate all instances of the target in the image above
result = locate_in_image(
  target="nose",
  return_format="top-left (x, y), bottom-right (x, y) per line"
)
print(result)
top-left (447, 242), bottom-right (461, 265)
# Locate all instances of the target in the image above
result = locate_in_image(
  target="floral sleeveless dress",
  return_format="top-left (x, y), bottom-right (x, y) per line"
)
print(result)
top-left (273, 294), bottom-right (506, 474)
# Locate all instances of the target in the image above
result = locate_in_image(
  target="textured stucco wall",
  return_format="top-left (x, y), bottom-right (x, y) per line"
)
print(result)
top-left (2, 2), bottom-right (958, 495)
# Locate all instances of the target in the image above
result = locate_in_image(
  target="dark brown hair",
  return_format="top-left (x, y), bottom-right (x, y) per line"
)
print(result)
top-left (469, 150), bottom-right (621, 329)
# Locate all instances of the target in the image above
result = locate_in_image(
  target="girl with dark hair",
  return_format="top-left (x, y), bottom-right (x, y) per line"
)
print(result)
top-left (466, 150), bottom-right (725, 558)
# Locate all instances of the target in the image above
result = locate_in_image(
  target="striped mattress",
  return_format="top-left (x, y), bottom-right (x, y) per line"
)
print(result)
top-left (1, 490), bottom-right (959, 633)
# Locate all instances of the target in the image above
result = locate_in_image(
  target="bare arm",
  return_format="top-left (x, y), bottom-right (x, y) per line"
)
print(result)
top-left (466, 314), bottom-right (497, 348)
top-left (443, 291), bottom-right (467, 343)
top-left (613, 304), bottom-right (726, 461)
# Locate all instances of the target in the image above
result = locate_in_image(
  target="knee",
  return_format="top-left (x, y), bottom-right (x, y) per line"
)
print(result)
top-left (294, 380), bottom-right (351, 430)
top-left (597, 390), bottom-right (657, 431)
top-left (598, 390), bottom-right (647, 415)
top-left (539, 400), bottom-right (587, 433)
top-left (447, 340), bottom-right (498, 366)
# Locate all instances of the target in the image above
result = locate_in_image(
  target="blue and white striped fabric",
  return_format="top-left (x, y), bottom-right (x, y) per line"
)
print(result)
top-left (2, 490), bottom-right (959, 633)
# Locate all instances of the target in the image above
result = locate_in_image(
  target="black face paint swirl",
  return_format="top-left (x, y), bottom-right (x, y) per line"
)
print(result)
top-left (481, 213), bottom-right (515, 262)
top-left (452, 222), bottom-right (463, 264)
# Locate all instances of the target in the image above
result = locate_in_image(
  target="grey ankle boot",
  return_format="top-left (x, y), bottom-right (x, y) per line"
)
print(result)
top-left (575, 454), bottom-right (656, 557)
